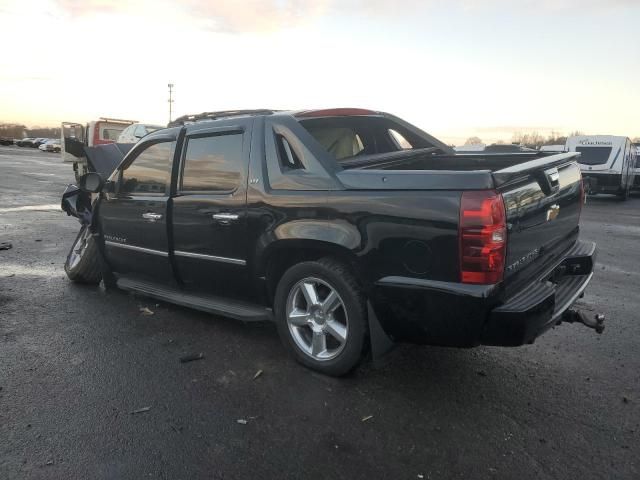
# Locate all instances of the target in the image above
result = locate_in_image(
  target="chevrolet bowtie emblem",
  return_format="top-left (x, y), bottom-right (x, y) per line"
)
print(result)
top-left (546, 204), bottom-right (560, 221)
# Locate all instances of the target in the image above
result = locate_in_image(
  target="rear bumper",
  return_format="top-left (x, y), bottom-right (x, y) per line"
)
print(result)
top-left (372, 240), bottom-right (596, 347)
top-left (582, 172), bottom-right (621, 193)
top-left (483, 240), bottom-right (596, 345)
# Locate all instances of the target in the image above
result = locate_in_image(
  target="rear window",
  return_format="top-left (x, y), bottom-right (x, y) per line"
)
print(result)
top-left (576, 146), bottom-right (612, 165)
top-left (303, 125), bottom-right (365, 160)
top-left (299, 116), bottom-right (433, 163)
top-left (102, 127), bottom-right (126, 141)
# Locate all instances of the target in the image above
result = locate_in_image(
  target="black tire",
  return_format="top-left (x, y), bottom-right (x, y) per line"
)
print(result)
top-left (64, 225), bottom-right (102, 284)
top-left (274, 257), bottom-right (368, 376)
top-left (617, 185), bottom-right (629, 201)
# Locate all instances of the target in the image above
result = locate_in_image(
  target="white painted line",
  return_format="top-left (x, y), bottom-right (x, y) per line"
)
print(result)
top-left (0, 204), bottom-right (60, 213)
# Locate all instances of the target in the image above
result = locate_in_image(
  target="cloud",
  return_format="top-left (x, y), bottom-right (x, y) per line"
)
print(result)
top-left (474, 125), bottom-right (563, 134)
top-left (53, 0), bottom-right (330, 32)
top-left (51, 0), bottom-right (640, 33)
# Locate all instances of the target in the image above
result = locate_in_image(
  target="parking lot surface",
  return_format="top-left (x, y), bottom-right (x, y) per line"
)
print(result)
top-left (1, 146), bottom-right (639, 479)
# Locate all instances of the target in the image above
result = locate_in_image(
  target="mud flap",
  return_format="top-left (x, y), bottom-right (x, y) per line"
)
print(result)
top-left (368, 301), bottom-right (395, 366)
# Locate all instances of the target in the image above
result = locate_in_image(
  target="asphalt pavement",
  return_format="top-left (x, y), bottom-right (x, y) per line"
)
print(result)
top-left (1, 146), bottom-right (639, 479)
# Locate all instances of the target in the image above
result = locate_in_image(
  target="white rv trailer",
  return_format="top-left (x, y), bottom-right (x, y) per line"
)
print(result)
top-left (565, 135), bottom-right (636, 199)
top-left (634, 144), bottom-right (640, 190)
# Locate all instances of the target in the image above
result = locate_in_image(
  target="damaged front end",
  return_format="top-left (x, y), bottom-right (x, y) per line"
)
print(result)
top-left (61, 185), bottom-right (93, 225)
top-left (61, 141), bottom-right (129, 225)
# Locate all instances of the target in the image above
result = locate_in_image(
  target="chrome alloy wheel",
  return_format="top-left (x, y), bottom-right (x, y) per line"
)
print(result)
top-left (286, 277), bottom-right (349, 361)
top-left (68, 227), bottom-right (91, 270)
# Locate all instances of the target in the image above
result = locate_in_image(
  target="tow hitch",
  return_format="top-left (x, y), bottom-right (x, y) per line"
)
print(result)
top-left (561, 309), bottom-right (605, 334)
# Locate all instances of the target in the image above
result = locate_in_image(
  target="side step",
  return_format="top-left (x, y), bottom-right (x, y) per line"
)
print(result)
top-left (116, 277), bottom-right (272, 322)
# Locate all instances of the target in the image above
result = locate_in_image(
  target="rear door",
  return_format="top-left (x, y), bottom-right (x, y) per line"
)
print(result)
top-left (171, 120), bottom-right (251, 298)
top-left (61, 122), bottom-right (85, 163)
top-left (99, 135), bottom-right (177, 283)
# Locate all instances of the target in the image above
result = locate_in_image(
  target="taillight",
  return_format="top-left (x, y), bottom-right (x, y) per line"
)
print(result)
top-left (459, 190), bottom-right (507, 285)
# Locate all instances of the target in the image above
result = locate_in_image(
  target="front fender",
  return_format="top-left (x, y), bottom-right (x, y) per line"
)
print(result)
top-left (61, 184), bottom-right (92, 225)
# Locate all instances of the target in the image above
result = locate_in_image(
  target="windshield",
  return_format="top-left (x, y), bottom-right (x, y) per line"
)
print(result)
top-left (576, 146), bottom-right (612, 166)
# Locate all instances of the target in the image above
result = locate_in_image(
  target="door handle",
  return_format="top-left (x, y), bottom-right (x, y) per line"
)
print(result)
top-left (142, 212), bottom-right (163, 222)
top-left (212, 213), bottom-right (239, 224)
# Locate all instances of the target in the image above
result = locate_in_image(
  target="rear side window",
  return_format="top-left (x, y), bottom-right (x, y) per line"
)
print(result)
top-left (121, 141), bottom-right (174, 195)
top-left (388, 129), bottom-right (412, 149)
top-left (181, 133), bottom-right (243, 192)
top-left (576, 146), bottom-right (612, 165)
top-left (276, 135), bottom-right (303, 170)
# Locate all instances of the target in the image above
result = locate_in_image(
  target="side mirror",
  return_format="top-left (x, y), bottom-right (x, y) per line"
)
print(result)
top-left (79, 172), bottom-right (104, 193)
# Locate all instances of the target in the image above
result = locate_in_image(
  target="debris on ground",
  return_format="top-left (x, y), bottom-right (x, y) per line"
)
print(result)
top-left (180, 353), bottom-right (204, 363)
top-left (623, 396), bottom-right (629, 404)
top-left (35, 239), bottom-right (42, 242)
top-left (45, 460), bottom-right (54, 466)
top-left (476, 370), bottom-right (487, 377)
top-left (6, 273), bottom-right (15, 278)
top-left (361, 415), bottom-right (374, 422)
top-left (130, 406), bottom-right (151, 414)
top-left (139, 307), bottom-right (154, 316)
top-left (0, 242), bottom-right (12, 250)
top-left (253, 369), bottom-right (263, 380)
top-left (236, 419), bottom-right (248, 425)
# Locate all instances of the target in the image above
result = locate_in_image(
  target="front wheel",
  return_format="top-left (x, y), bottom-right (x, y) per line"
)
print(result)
top-left (274, 258), bottom-right (368, 376)
top-left (64, 225), bottom-right (102, 284)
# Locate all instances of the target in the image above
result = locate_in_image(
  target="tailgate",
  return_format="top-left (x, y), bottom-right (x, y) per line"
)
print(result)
top-left (494, 153), bottom-right (583, 295)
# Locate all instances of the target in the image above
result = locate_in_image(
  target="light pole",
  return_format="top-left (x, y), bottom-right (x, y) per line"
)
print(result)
top-left (168, 83), bottom-right (174, 124)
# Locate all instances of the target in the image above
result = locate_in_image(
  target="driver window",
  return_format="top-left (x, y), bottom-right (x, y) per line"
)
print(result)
top-left (120, 141), bottom-right (175, 196)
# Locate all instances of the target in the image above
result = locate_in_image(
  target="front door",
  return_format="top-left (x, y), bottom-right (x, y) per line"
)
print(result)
top-left (171, 123), bottom-right (250, 298)
top-left (100, 137), bottom-right (177, 283)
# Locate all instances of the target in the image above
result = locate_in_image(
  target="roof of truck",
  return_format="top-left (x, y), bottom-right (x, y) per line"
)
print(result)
top-left (168, 108), bottom-right (383, 127)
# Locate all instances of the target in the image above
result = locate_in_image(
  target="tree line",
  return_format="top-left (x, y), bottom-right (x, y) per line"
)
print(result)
top-left (465, 132), bottom-right (640, 148)
top-left (0, 123), bottom-right (61, 139)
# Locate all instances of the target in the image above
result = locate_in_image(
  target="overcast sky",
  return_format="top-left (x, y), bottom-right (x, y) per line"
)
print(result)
top-left (1, 0), bottom-right (638, 144)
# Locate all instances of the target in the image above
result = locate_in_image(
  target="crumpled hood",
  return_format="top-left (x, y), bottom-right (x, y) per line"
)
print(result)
top-left (83, 143), bottom-right (134, 178)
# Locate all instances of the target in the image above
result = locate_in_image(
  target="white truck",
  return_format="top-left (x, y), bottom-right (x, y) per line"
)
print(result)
top-left (565, 135), bottom-right (636, 199)
top-left (61, 118), bottom-right (136, 180)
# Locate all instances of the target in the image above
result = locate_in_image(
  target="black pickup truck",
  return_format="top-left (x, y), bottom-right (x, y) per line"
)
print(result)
top-left (61, 108), bottom-right (603, 376)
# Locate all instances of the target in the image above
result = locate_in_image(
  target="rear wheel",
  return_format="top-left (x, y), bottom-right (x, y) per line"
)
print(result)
top-left (64, 225), bottom-right (102, 284)
top-left (617, 183), bottom-right (629, 201)
top-left (274, 258), bottom-right (367, 376)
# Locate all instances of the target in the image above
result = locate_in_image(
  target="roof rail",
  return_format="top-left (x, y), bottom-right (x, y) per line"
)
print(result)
top-left (168, 109), bottom-right (277, 127)
top-left (98, 118), bottom-right (137, 124)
